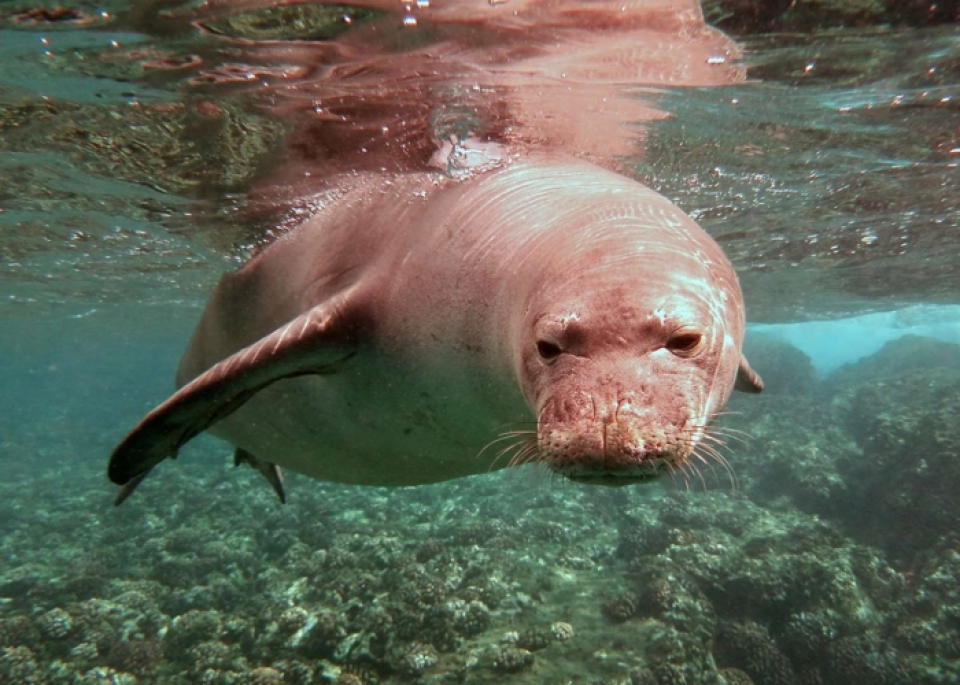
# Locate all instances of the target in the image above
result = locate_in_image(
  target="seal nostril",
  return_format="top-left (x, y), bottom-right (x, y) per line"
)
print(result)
top-left (536, 340), bottom-right (562, 363)
top-left (666, 331), bottom-right (703, 356)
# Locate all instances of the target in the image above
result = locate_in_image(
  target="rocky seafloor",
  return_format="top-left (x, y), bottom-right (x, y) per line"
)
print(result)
top-left (1, 334), bottom-right (959, 685)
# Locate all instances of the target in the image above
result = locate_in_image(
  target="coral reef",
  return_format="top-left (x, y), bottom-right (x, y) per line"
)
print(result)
top-left (715, 621), bottom-right (799, 685)
top-left (2, 336), bottom-right (959, 683)
top-left (827, 336), bottom-right (960, 560)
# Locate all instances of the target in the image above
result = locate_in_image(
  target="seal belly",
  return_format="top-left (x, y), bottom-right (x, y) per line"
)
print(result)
top-left (209, 350), bottom-right (531, 486)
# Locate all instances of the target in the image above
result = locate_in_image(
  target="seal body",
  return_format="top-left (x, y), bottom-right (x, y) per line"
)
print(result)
top-left (109, 157), bottom-right (761, 498)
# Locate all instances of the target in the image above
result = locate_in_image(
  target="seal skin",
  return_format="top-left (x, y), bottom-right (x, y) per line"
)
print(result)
top-left (108, 158), bottom-right (762, 501)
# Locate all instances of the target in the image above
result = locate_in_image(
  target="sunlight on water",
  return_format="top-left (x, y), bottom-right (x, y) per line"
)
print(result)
top-left (753, 304), bottom-right (960, 376)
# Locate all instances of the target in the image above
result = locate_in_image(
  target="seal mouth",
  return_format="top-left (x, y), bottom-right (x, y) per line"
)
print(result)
top-left (566, 471), bottom-right (663, 487)
top-left (552, 456), bottom-right (674, 486)
top-left (531, 389), bottom-right (703, 487)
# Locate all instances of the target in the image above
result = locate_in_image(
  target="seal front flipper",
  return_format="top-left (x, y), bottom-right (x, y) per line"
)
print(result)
top-left (108, 290), bottom-right (365, 504)
top-left (735, 356), bottom-right (764, 393)
top-left (234, 448), bottom-right (286, 504)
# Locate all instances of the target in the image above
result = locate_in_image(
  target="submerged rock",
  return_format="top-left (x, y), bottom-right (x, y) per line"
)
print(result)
top-left (827, 336), bottom-right (960, 559)
top-left (740, 334), bottom-right (819, 397)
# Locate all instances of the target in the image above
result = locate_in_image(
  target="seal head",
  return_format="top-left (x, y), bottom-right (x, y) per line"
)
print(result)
top-left (507, 192), bottom-right (761, 484)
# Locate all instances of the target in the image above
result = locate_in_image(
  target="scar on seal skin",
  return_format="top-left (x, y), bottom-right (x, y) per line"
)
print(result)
top-left (109, 0), bottom-right (763, 504)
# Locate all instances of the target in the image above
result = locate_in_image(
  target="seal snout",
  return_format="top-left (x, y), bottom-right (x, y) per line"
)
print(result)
top-left (537, 390), bottom-right (692, 484)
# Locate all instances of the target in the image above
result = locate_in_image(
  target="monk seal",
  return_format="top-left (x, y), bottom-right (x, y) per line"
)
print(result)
top-left (108, 156), bottom-right (762, 504)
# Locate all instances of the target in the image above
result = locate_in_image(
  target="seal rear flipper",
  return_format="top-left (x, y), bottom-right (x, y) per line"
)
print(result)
top-left (234, 448), bottom-right (286, 504)
top-left (735, 356), bottom-right (764, 393)
top-left (113, 472), bottom-right (150, 507)
top-left (108, 291), bottom-right (365, 503)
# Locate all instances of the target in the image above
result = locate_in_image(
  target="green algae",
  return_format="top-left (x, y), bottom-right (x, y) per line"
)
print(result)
top-left (0, 97), bottom-right (285, 195)
top-left (703, 0), bottom-right (957, 34)
top-left (200, 5), bottom-right (382, 42)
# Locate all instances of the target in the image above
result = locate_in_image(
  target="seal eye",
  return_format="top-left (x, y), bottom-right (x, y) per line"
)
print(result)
top-left (666, 331), bottom-right (703, 357)
top-left (536, 340), bottom-right (562, 364)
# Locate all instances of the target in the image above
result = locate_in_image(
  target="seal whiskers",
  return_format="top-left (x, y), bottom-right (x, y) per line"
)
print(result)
top-left (678, 427), bottom-right (740, 491)
top-left (480, 429), bottom-right (539, 472)
top-left (680, 457), bottom-right (710, 492)
top-left (665, 460), bottom-right (692, 492)
top-left (506, 439), bottom-right (541, 469)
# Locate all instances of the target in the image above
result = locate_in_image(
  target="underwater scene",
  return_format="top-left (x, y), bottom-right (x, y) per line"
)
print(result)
top-left (2, 0), bottom-right (960, 683)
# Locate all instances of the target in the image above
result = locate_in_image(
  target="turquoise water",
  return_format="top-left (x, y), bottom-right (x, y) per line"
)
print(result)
top-left (2, 1), bottom-right (960, 684)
